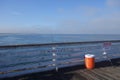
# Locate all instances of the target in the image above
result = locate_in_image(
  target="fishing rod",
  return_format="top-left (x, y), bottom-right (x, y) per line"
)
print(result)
top-left (51, 27), bottom-right (58, 72)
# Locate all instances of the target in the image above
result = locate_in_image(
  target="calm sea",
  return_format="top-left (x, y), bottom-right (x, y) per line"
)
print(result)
top-left (0, 34), bottom-right (120, 46)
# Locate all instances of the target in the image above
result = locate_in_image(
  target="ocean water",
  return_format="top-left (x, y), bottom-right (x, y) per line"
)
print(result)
top-left (0, 34), bottom-right (120, 46)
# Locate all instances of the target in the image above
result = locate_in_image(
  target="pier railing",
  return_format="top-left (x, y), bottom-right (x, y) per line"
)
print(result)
top-left (0, 40), bottom-right (120, 78)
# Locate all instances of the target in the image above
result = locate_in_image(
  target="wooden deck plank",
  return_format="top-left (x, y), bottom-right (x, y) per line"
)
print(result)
top-left (100, 67), bottom-right (120, 78)
top-left (1, 58), bottom-right (120, 80)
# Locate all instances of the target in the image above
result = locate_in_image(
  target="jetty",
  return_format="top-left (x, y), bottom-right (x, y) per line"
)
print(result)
top-left (1, 58), bottom-right (120, 80)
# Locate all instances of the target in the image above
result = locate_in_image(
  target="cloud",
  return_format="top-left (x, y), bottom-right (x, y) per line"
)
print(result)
top-left (30, 25), bottom-right (54, 34)
top-left (106, 0), bottom-right (120, 7)
top-left (54, 11), bottom-right (120, 34)
top-left (57, 5), bottom-right (100, 17)
top-left (1, 16), bottom-right (120, 34)
top-left (1, 1), bottom-right (120, 34)
top-left (11, 11), bottom-right (22, 16)
top-left (0, 25), bottom-right (54, 34)
top-left (89, 17), bottom-right (120, 34)
top-left (55, 20), bottom-right (82, 34)
top-left (1, 12), bottom-right (120, 34)
top-left (58, 8), bottom-right (64, 13)
top-left (75, 5), bottom-right (100, 16)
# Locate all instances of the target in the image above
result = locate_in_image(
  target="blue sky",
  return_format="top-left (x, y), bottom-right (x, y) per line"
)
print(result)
top-left (0, 0), bottom-right (120, 34)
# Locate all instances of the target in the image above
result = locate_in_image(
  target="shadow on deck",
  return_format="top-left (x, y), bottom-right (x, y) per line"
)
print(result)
top-left (2, 58), bottom-right (120, 80)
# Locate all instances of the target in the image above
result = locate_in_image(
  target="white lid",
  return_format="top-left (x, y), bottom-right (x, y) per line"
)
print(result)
top-left (85, 54), bottom-right (95, 58)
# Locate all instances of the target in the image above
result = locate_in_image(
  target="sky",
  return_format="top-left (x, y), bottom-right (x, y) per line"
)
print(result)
top-left (0, 0), bottom-right (120, 34)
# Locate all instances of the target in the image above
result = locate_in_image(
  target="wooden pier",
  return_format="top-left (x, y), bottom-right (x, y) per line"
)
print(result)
top-left (0, 40), bottom-right (120, 80)
top-left (2, 58), bottom-right (120, 80)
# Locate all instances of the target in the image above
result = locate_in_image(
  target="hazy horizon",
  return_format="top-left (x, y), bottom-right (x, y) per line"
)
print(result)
top-left (0, 0), bottom-right (120, 34)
